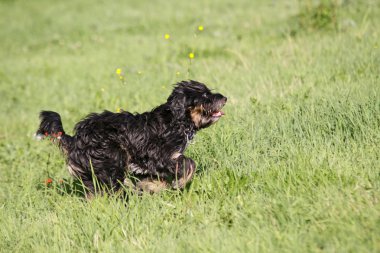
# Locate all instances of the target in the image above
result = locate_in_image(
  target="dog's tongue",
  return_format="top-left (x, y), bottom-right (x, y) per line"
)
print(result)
top-left (212, 111), bottom-right (224, 117)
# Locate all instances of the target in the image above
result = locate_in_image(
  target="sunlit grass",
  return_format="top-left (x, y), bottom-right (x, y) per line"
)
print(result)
top-left (0, 0), bottom-right (379, 252)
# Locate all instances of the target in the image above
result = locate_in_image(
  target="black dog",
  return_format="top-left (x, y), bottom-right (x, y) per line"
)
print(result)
top-left (36, 80), bottom-right (227, 196)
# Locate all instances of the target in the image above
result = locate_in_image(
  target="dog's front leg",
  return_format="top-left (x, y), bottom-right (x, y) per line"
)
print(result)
top-left (171, 156), bottom-right (196, 189)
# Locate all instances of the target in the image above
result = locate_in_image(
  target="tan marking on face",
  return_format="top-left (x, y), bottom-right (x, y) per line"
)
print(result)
top-left (190, 105), bottom-right (203, 128)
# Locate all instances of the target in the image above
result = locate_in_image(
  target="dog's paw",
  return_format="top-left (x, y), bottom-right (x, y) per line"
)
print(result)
top-left (136, 178), bottom-right (169, 193)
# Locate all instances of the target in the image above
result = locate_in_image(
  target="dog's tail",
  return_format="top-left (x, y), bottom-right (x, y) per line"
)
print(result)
top-left (36, 111), bottom-right (73, 152)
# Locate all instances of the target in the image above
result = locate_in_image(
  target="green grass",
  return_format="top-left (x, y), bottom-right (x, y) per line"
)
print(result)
top-left (1, 0), bottom-right (379, 252)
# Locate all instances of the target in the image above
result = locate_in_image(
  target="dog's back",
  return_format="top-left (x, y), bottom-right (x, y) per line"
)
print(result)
top-left (36, 110), bottom-right (129, 194)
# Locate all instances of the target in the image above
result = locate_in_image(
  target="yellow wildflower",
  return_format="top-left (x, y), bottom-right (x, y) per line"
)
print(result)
top-left (198, 25), bottom-right (204, 31)
top-left (116, 107), bottom-right (121, 113)
top-left (164, 34), bottom-right (170, 40)
top-left (116, 68), bottom-right (122, 75)
top-left (188, 52), bottom-right (195, 59)
top-left (176, 71), bottom-right (180, 76)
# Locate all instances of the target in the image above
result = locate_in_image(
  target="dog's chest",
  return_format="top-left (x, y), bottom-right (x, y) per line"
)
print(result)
top-left (185, 129), bottom-right (195, 143)
top-left (183, 128), bottom-right (195, 150)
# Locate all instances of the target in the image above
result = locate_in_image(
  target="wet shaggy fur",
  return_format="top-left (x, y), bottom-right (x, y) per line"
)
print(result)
top-left (36, 80), bottom-right (227, 195)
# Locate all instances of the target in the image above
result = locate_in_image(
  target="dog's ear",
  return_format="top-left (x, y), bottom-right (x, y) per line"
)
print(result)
top-left (168, 94), bottom-right (186, 119)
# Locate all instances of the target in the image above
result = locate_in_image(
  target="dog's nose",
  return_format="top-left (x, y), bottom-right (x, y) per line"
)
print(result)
top-left (215, 94), bottom-right (227, 104)
top-left (219, 95), bottom-right (227, 105)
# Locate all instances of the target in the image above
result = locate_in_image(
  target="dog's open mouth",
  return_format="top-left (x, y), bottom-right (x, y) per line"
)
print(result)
top-left (212, 110), bottom-right (225, 118)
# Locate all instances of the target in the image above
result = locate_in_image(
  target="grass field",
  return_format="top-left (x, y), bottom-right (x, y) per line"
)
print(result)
top-left (1, 0), bottom-right (379, 252)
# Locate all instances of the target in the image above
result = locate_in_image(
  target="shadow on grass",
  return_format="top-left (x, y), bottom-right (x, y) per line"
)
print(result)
top-left (36, 176), bottom-right (195, 200)
top-left (37, 178), bottom-right (87, 198)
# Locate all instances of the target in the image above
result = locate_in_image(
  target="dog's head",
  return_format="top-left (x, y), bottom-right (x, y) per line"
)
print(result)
top-left (167, 80), bottom-right (227, 129)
